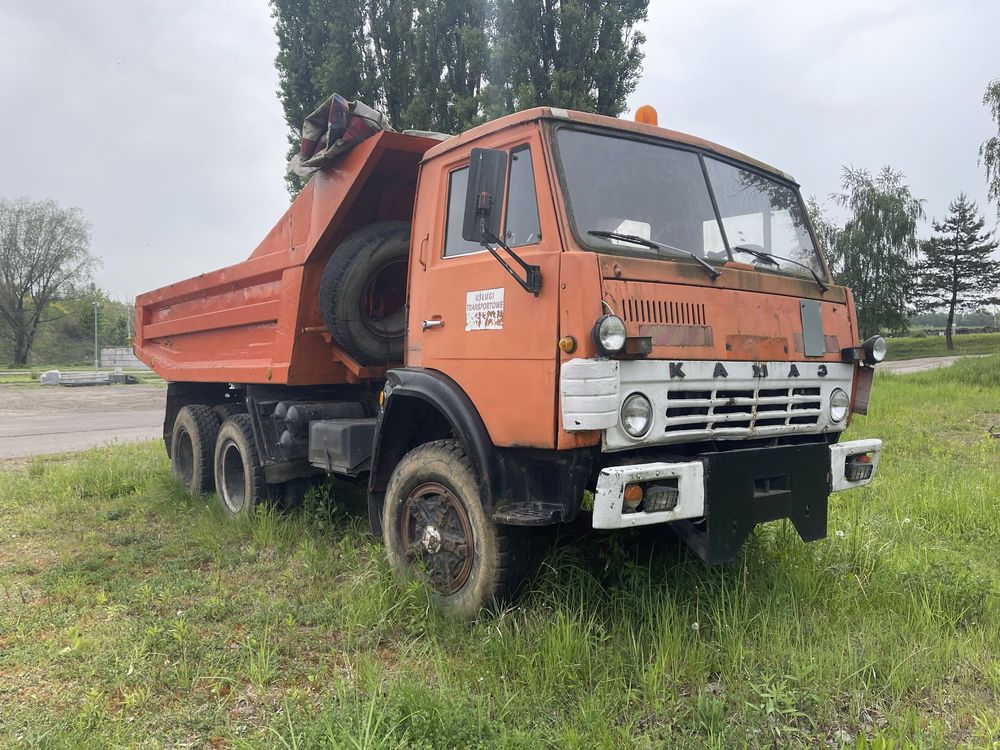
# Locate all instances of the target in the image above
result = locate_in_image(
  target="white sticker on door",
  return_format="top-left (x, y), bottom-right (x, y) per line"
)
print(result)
top-left (465, 288), bottom-right (505, 331)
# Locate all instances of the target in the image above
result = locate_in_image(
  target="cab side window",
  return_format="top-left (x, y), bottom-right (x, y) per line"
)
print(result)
top-left (444, 166), bottom-right (481, 257)
top-left (504, 147), bottom-right (541, 247)
top-left (443, 145), bottom-right (541, 257)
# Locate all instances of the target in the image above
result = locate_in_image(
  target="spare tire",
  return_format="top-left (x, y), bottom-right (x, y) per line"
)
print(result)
top-left (320, 221), bottom-right (410, 364)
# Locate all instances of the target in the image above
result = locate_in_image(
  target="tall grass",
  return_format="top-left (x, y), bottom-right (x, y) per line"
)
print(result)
top-left (1, 367), bottom-right (998, 748)
top-left (884, 331), bottom-right (1000, 361)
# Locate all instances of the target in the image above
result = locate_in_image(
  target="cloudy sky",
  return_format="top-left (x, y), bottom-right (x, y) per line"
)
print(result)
top-left (1, 0), bottom-right (997, 299)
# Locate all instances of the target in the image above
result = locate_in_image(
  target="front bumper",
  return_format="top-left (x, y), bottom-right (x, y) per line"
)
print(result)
top-left (592, 438), bottom-right (883, 563)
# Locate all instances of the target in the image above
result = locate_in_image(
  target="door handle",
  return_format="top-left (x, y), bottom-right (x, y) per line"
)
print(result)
top-left (418, 234), bottom-right (429, 269)
top-left (422, 318), bottom-right (444, 330)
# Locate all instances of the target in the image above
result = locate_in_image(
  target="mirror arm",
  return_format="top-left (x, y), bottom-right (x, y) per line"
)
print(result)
top-left (480, 221), bottom-right (542, 296)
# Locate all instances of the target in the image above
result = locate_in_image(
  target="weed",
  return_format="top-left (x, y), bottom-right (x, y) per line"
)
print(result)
top-left (245, 623), bottom-right (279, 691)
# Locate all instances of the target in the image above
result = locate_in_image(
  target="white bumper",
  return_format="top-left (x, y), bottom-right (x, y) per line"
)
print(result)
top-left (591, 439), bottom-right (883, 530)
top-left (593, 461), bottom-right (705, 529)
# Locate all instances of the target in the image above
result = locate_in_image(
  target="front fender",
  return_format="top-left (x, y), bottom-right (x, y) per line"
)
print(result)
top-left (366, 368), bottom-right (503, 536)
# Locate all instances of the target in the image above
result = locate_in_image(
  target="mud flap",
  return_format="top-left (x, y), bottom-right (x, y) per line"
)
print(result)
top-left (673, 443), bottom-right (829, 565)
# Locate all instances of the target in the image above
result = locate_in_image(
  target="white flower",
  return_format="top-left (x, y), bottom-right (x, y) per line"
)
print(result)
top-left (903, 517), bottom-right (911, 524)
top-left (691, 622), bottom-right (700, 632)
top-left (835, 530), bottom-right (845, 538)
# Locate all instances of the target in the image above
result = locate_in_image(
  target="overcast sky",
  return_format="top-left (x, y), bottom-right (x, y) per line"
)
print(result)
top-left (1, 0), bottom-right (997, 299)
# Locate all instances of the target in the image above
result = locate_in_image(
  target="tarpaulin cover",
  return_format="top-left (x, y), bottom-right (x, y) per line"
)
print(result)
top-left (287, 94), bottom-right (392, 178)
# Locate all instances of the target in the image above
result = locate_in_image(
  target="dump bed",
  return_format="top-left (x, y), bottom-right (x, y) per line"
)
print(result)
top-left (134, 131), bottom-right (437, 385)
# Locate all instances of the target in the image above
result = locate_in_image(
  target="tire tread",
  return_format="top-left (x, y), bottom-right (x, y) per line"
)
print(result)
top-left (214, 413), bottom-right (267, 517)
top-left (172, 404), bottom-right (221, 494)
top-left (319, 221), bottom-right (410, 364)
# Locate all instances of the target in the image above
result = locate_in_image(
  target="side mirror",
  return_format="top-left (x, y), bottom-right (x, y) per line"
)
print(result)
top-left (462, 148), bottom-right (508, 244)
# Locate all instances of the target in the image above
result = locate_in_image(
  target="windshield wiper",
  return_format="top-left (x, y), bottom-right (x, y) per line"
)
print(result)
top-left (587, 230), bottom-right (720, 280)
top-left (731, 244), bottom-right (829, 292)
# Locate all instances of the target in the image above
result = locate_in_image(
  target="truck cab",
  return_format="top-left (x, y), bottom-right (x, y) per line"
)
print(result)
top-left (137, 104), bottom-right (884, 619)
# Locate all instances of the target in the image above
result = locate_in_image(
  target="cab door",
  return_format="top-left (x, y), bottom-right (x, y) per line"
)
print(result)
top-left (407, 126), bottom-right (561, 449)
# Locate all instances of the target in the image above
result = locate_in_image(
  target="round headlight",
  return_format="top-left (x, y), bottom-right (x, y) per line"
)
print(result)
top-left (593, 314), bottom-right (626, 354)
top-left (829, 388), bottom-right (850, 423)
top-left (621, 393), bottom-right (653, 437)
top-left (863, 335), bottom-right (887, 364)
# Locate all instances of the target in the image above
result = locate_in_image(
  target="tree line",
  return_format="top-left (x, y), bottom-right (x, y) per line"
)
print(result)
top-left (271, 0), bottom-right (649, 194)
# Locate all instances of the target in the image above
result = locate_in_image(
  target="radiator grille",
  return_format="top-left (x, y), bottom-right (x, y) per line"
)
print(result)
top-left (621, 298), bottom-right (706, 326)
top-left (663, 386), bottom-right (822, 434)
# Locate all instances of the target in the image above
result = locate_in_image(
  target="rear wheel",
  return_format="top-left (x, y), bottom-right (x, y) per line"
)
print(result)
top-left (170, 405), bottom-right (220, 494)
top-left (214, 400), bottom-right (245, 421)
top-left (213, 414), bottom-right (267, 519)
top-left (383, 440), bottom-right (536, 619)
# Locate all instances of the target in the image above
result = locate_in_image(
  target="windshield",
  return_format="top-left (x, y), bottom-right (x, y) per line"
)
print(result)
top-left (554, 127), bottom-right (825, 279)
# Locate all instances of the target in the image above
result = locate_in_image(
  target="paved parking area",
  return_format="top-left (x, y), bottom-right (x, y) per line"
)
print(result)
top-left (0, 384), bottom-right (165, 460)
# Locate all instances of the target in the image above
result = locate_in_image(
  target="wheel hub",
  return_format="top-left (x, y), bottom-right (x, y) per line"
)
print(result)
top-left (400, 482), bottom-right (474, 595)
top-left (420, 524), bottom-right (442, 554)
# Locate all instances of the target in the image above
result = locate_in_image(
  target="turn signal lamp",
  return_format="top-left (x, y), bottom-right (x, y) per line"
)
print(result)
top-left (635, 105), bottom-right (658, 126)
top-left (623, 484), bottom-right (643, 512)
top-left (845, 452), bottom-right (874, 482)
top-left (558, 336), bottom-right (577, 354)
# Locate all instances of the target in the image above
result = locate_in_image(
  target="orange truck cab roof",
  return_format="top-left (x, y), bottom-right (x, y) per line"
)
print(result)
top-left (423, 106), bottom-right (798, 184)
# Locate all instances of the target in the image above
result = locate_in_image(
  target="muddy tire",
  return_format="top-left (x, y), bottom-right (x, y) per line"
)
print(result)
top-left (213, 414), bottom-right (267, 519)
top-left (383, 439), bottom-right (535, 619)
top-left (319, 221), bottom-right (410, 364)
top-left (170, 405), bottom-right (221, 494)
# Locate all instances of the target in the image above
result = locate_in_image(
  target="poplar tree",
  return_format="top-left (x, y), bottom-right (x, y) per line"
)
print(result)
top-left (488, 0), bottom-right (647, 117)
top-left (270, 0), bottom-right (648, 196)
top-left (271, 0), bottom-right (376, 194)
top-left (915, 194), bottom-right (1000, 349)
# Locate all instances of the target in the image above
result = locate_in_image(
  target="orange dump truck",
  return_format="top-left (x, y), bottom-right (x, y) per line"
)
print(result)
top-left (135, 106), bottom-right (885, 617)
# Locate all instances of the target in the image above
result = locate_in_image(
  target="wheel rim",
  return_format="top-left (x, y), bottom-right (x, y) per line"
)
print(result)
top-left (219, 439), bottom-right (246, 513)
top-left (175, 429), bottom-right (194, 486)
top-left (360, 260), bottom-right (407, 339)
top-left (400, 482), bottom-right (474, 595)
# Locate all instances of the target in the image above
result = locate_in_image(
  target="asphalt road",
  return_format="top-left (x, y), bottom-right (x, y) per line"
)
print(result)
top-left (0, 384), bottom-right (165, 460)
top-left (878, 354), bottom-right (975, 374)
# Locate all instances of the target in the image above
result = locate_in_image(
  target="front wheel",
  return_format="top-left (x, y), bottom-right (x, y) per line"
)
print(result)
top-left (383, 440), bottom-right (534, 619)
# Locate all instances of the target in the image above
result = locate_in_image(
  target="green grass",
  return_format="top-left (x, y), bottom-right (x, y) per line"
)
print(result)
top-left (884, 332), bottom-right (1000, 361)
top-left (2, 363), bottom-right (999, 748)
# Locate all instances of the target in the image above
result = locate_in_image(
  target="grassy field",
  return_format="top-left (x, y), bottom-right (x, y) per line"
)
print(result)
top-left (885, 332), bottom-right (1000, 361)
top-left (1, 359), bottom-right (999, 748)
